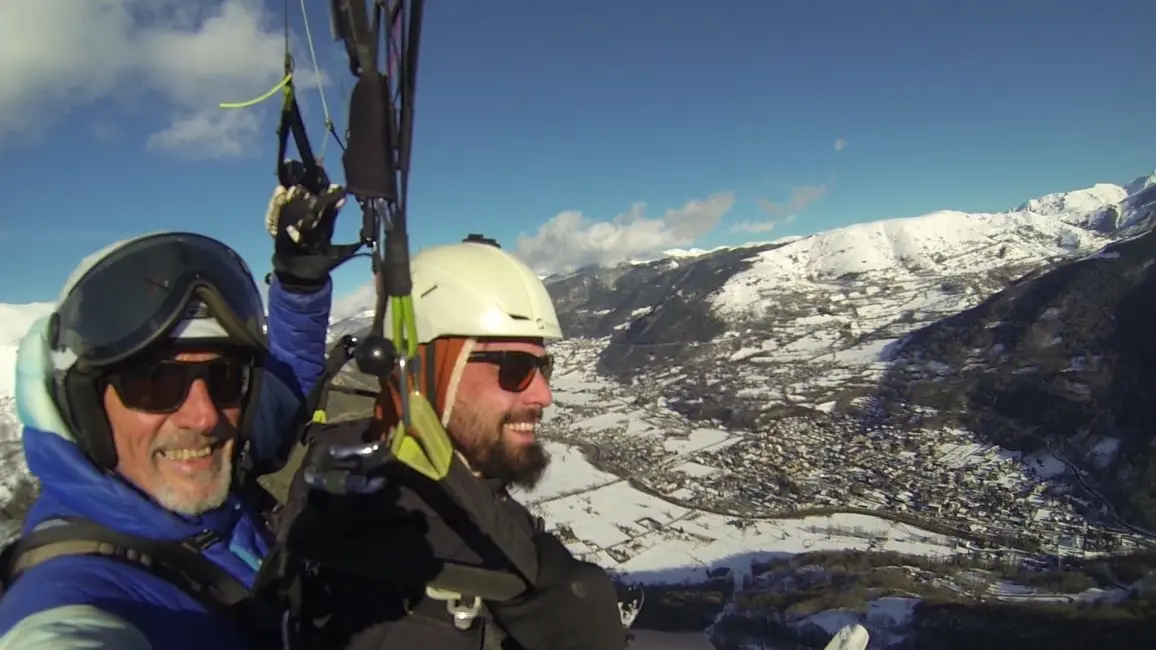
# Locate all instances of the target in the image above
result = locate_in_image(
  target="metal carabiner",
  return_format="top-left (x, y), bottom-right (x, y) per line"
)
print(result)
top-left (396, 356), bottom-right (413, 427)
top-left (327, 441), bottom-right (385, 460)
top-left (446, 595), bottom-right (482, 631)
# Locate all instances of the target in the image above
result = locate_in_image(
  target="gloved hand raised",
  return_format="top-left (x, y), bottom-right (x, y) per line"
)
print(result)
top-left (265, 160), bottom-right (351, 290)
top-left (487, 532), bottom-right (628, 650)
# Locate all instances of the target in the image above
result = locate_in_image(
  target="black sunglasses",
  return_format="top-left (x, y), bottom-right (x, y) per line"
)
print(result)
top-left (467, 350), bottom-right (553, 392)
top-left (104, 357), bottom-right (252, 414)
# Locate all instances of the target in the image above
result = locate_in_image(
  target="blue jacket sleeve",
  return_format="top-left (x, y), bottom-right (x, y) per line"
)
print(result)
top-left (265, 275), bottom-right (332, 398)
top-left (246, 275), bottom-right (333, 468)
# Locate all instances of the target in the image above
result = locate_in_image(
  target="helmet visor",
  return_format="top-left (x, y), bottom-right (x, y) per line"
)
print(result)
top-left (54, 232), bottom-right (268, 368)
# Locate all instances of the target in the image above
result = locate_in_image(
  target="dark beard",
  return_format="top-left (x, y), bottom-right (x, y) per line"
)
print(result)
top-left (472, 434), bottom-right (550, 489)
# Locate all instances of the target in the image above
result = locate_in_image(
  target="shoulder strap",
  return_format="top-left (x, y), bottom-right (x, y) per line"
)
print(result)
top-left (0, 519), bottom-right (280, 630)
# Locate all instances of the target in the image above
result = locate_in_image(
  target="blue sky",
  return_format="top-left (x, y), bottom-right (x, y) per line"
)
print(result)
top-left (3, 0), bottom-right (1156, 305)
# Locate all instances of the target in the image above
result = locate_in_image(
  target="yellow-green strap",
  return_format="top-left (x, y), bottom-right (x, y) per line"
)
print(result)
top-left (218, 73), bottom-right (293, 109)
top-left (390, 294), bottom-right (419, 360)
top-left (389, 392), bottom-right (453, 481)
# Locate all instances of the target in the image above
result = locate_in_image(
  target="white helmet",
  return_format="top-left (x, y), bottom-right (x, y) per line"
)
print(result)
top-left (387, 240), bottom-right (562, 343)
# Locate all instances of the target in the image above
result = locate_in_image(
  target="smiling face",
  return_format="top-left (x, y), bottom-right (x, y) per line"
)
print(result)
top-left (102, 349), bottom-right (241, 516)
top-left (447, 338), bottom-right (553, 489)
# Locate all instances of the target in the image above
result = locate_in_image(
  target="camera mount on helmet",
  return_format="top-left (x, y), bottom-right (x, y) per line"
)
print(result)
top-left (462, 233), bottom-right (500, 248)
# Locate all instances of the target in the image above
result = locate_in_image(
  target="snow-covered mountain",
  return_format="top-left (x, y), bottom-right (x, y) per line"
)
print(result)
top-left (875, 223), bottom-right (1156, 533)
top-left (0, 302), bottom-right (53, 532)
top-left (0, 303), bottom-right (54, 430)
top-left (0, 302), bottom-right (53, 400)
top-left (542, 174), bottom-right (1156, 426)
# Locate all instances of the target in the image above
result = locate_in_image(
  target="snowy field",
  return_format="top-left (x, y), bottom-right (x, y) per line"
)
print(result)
top-left (518, 441), bottom-right (957, 586)
top-left (518, 356), bottom-right (964, 585)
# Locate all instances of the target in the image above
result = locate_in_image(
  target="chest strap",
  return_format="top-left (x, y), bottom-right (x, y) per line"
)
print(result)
top-left (0, 518), bottom-right (280, 633)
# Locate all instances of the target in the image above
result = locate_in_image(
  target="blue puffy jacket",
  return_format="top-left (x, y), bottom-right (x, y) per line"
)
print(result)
top-left (0, 276), bottom-right (332, 650)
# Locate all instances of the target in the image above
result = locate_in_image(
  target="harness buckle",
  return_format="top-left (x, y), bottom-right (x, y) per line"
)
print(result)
top-left (425, 586), bottom-right (482, 631)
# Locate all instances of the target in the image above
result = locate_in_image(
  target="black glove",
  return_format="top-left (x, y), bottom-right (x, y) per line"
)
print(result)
top-left (488, 533), bottom-right (628, 650)
top-left (266, 161), bottom-right (353, 291)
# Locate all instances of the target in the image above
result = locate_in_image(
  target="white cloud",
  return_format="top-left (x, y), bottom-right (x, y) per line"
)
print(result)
top-left (0, 0), bottom-right (331, 158)
top-left (146, 109), bottom-right (261, 158)
top-left (834, 137), bottom-right (848, 152)
top-left (515, 192), bottom-right (736, 275)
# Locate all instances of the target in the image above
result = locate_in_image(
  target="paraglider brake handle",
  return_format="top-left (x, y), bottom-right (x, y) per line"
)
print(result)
top-left (278, 159), bottom-right (332, 199)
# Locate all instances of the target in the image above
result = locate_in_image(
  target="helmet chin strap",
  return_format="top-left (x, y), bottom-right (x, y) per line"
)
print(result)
top-left (233, 361), bottom-right (266, 482)
top-left (439, 337), bottom-right (475, 428)
top-left (61, 365), bottom-right (119, 471)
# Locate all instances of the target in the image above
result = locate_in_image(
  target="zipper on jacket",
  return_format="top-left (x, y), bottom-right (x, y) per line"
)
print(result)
top-left (182, 529), bottom-right (222, 552)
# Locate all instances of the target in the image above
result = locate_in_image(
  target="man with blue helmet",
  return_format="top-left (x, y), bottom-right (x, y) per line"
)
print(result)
top-left (0, 180), bottom-right (347, 650)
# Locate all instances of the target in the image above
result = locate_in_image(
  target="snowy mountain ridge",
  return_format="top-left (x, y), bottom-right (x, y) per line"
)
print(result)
top-left (328, 173), bottom-right (1156, 335)
top-left (593, 173), bottom-right (1153, 282)
top-left (1014, 182), bottom-right (1128, 219)
top-left (709, 208), bottom-right (1109, 322)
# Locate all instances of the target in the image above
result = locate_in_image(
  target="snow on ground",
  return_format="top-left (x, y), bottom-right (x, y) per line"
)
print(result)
top-left (0, 350), bottom-right (17, 401)
top-left (784, 576), bottom-right (1127, 649)
top-left (0, 302), bottom-right (52, 525)
top-left (663, 428), bottom-right (730, 456)
top-left (517, 441), bottom-right (622, 504)
top-left (799, 609), bottom-right (860, 636)
top-left (0, 302), bottom-right (53, 399)
top-left (795, 596), bottom-right (910, 638)
top-left (793, 595), bottom-right (919, 647)
top-left (522, 338), bottom-right (1010, 586)
top-left (710, 207), bottom-right (1115, 319)
top-left (985, 578), bottom-right (1130, 605)
top-left (671, 461), bottom-right (720, 479)
top-left (521, 442), bottom-right (958, 586)
top-left (687, 188), bottom-right (1125, 425)
top-left (1090, 437), bottom-right (1121, 469)
top-left (866, 596), bottom-right (919, 629)
top-left (935, 441), bottom-right (1003, 469)
top-left (1017, 183), bottom-right (1127, 219)
top-left (1023, 452), bottom-right (1069, 479)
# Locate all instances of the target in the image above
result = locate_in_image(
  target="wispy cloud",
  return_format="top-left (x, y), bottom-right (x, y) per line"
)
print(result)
top-left (834, 137), bottom-right (848, 152)
top-left (515, 192), bottom-right (736, 275)
top-left (0, 0), bottom-right (331, 159)
top-left (729, 214), bottom-right (797, 235)
top-left (757, 184), bottom-right (829, 217)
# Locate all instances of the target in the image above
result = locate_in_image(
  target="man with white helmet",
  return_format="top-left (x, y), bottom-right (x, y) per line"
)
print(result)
top-left (0, 180), bottom-right (348, 650)
top-left (272, 236), bottom-right (628, 650)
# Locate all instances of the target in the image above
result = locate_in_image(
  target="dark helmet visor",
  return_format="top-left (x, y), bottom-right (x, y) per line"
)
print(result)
top-left (53, 232), bottom-right (268, 369)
